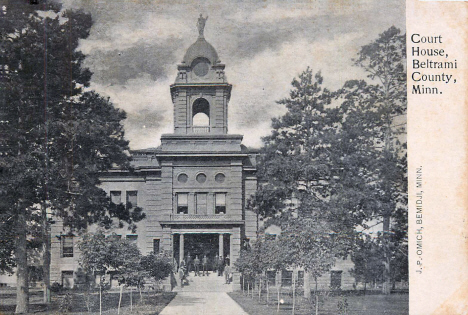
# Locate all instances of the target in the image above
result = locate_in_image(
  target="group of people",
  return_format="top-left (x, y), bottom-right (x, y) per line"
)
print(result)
top-left (178, 253), bottom-right (232, 286)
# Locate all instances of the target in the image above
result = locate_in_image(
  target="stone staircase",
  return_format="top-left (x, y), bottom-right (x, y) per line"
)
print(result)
top-left (174, 271), bottom-right (233, 292)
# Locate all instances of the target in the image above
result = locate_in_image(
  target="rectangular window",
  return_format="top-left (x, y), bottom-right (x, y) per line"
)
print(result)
top-left (126, 191), bottom-right (138, 208)
top-left (330, 270), bottom-right (342, 290)
top-left (62, 235), bottom-right (74, 258)
top-left (177, 193), bottom-right (188, 214)
top-left (110, 191), bottom-right (121, 204)
top-left (61, 271), bottom-right (74, 289)
top-left (196, 193), bottom-right (207, 214)
top-left (266, 270), bottom-right (276, 285)
top-left (297, 270), bottom-right (305, 287)
top-left (153, 239), bottom-right (160, 254)
top-left (126, 235), bottom-right (138, 243)
top-left (282, 270), bottom-right (293, 286)
top-left (215, 193), bottom-right (226, 214)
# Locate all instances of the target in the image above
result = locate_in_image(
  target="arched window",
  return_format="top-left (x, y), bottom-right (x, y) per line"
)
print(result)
top-left (192, 98), bottom-right (210, 126)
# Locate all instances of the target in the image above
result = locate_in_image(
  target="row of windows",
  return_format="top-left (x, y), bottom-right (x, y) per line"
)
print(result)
top-left (176, 192), bottom-right (226, 214)
top-left (177, 172), bottom-right (225, 184)
top-left (265, 270), bottom-right (342, 288)
top-left (110, 191), bottom-right (138, 207)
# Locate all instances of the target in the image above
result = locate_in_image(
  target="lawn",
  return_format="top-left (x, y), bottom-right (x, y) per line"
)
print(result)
top-left (228, 290), bottom-right (409, 315)
top-left (0, 288), bottom-right (176, 315)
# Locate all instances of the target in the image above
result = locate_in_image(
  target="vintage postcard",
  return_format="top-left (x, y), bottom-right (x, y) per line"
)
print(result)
top-left (0, 0), bottom-right (466, 314)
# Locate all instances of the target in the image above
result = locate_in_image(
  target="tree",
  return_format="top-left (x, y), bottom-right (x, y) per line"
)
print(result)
top-left (1, 2), bottom-right (145, 312)
top-left (256, 69), bottom-right (341, 221)
top-left (140, 252), bottom-right (173, 291)
top-left (79, 231), bottom-right (142, 315)
top-left (279, 218), bottom-right (347, 315)
top-left (339, 26), bottom-right (407, 294)
top-left (249, 69), bottom-right (352, 303)
top-left (350, 235), bottom-right (385, 291)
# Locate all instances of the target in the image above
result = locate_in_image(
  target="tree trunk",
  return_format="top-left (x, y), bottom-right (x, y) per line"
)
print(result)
top-left (99, 282), bottom-right (102, 315)
top-left (41, 202), bottom-right (51, 304)
top-left (266, 277), bottom-right (269, 305)
top-left (303, 271), bottom-right (311, 299)
top-left (118, 285), bottom-right (123, 314)
top-left (139, 285), bottom-right (143, 303)
top-left (130, 287), bottom-right (133, 311)
top-left (292, 272), bottom-right (296, 315)
top-left (258, 277), bottom-right (261, 301)
top-left (15, 206), bottom-right (29, 314)
top-left (277, 284), bottom-right (280, 313)
top-left (242, 275), bottom-right (245, 295)
top-left (314, 278), bottom-right (319, 315)
top-left (382, 215), bottom-right (392, 295)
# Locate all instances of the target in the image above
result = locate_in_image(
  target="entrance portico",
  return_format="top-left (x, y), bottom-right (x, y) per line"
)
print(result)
top-left (170, 227), bottom-right (240, 269)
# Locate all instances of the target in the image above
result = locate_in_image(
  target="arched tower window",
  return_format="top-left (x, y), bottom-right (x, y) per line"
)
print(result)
top-left (192, 98), bottom-right (210, 126)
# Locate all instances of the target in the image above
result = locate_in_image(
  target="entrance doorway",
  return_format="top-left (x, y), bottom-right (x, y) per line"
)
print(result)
top-left (173, 233), bottom-right (230, 271)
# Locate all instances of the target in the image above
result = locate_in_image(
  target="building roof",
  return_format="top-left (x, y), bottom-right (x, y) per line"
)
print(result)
top-left (182, 37), bottom-right (220, 65)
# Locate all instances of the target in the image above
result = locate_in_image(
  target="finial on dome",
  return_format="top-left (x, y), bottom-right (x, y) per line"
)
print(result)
top-left (197, 14), bottom-right (208, 38)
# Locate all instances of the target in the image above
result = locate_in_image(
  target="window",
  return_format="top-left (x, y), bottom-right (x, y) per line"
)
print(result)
top-left (62, 235), bottom-right (73, 258)
top-left (330, 271), bottom-right (342, 290)
top-left (110, 191), bottom-right (121, 204)
top-left (215, 173), bottom-right (225, 183)
top-left (265, 234), bottom-right (276, 241)
top-left (297, 270), bottom-right (305, 286)
top-left (177, 173), bottom-right (188, 183)
top-left (126, 235), bottom-right (138, 243)
top-left (177, 193), bottom-right (188, 214)
top-left (196, 173), bottom-right (207, 183)
top-left (126, 191), bottom-right (138, 208)
top-left (196, 193), bottom-right (207, 214)
top-left (215, 193), bottom-right (226, 214)
top-left (153, 239), bottom-right (160, 254)
top-left (242, 238), bottom-right (250, 250)
top-left (266, 270), bottom-right (276, 285)
top-left (62, 271), bottom-right (74, 289)
top-left (282, 270), bottom-right (293, 286)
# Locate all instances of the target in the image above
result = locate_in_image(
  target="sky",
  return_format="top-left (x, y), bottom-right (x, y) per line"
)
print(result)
top-left (60, 0), bottom-right (405, 150)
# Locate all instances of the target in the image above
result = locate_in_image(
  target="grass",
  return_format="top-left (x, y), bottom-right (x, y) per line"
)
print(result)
top-left (0, 288), bottom-right (176, 315)
top-left (228, 289), bottom-right (409, 315)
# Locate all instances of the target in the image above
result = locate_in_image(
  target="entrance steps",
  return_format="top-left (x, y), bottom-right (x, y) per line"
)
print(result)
top-left (174, 271), bottom-right (233, 293)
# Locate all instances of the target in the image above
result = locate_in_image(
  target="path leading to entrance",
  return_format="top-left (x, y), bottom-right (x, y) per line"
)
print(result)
top-left (160, 272), bottom-right (248, 315)
top-left (159, 292), bottom-right (248, 315)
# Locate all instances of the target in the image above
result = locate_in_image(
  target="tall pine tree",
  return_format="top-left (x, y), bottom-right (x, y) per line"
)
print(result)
top-left (1, 1), bottom-right (144, 312)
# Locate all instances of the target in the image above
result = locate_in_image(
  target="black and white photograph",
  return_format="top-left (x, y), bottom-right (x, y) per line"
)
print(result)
top-left (7, 0), bottom-right (466, 314)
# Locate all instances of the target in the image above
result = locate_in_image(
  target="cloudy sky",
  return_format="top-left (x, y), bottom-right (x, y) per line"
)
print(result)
top-left (60, 0), bottom-right (405, 150)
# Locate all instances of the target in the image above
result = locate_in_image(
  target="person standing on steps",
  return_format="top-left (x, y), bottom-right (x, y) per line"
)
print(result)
top-left (202, 254), bottom-right (208, 276)
top-left (217, 255), bottom-right (224, 276)
top-left (179, 259), bottom-right (187, 287)
top-left (194, 255), bottom-right (200, 276)
top-left (186, 252), bottom-right (192, 274)
top-left (224, 262), bottom-right (231, 284)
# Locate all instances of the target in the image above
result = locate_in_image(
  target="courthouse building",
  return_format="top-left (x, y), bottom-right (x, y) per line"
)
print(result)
top-left (46, 18), bottom-right (356, 292)
top-left (49, 19), bottom-right (259, 290)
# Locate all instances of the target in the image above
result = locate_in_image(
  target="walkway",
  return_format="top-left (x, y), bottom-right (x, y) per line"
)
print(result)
top-left (159, 271), bottom-right (248, 315)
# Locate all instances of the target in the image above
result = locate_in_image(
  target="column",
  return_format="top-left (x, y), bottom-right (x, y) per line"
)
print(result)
top-left (219, 233), bottom-right (224, 257)
top-left (229, 233), bottom-right (233, 264)
top-left (179, 234), bottom-right (184, 264)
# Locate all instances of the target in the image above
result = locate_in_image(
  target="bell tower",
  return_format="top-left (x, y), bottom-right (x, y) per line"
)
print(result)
top-left (170, 14), bottom-right (232, 135)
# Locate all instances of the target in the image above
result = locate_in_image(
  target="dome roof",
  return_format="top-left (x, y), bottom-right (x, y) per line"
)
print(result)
top-left (182, 37), bottom-right (220, 65)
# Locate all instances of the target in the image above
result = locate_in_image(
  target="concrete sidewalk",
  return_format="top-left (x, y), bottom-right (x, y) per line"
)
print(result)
top-left (159, 291), bottom-right (248, 315)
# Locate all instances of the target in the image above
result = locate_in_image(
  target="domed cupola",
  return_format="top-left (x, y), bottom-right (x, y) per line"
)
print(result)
top-left (170, 14), bottom-right (232, 135)
top-left (182, 37), bottom-right (220, 66)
